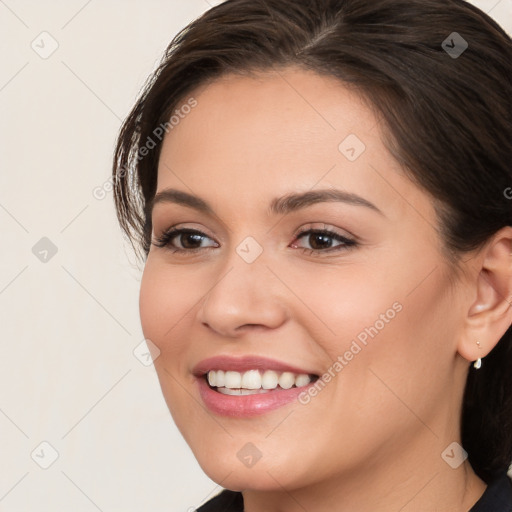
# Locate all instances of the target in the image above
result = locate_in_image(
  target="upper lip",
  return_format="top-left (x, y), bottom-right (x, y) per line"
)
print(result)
top-left (192, 355), bottom-right (319, 377)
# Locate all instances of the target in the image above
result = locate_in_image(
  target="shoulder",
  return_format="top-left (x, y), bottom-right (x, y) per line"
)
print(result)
top-left (470, 472), bottom-right (512, 512)
top-left (196, 489), bottom-right (244, 512)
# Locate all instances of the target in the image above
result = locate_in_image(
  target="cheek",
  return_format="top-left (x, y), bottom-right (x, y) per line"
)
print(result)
top-left (138, 261), bottom-right (199, 355)
top-left (290, 255), bottom-right (455, 406)
top-left (280, 261), bottom-right (405, 358)
top-left (138, 261), bottom-right (205, 426)
top-left (139, 265), bottom-right (166, 345)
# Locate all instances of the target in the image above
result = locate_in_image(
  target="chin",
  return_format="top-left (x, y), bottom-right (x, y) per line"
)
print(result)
top-left (193, 447), bottom-right (311, 492)
top-left (201, 463), bottom-right (296, 492)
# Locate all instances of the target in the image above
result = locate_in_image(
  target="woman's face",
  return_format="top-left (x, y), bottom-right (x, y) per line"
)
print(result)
top-left (140, 67), bottom-right (470, 491)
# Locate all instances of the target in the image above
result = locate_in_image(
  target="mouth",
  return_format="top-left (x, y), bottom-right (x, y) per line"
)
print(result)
top-left (204, 369), bottom-right (320, 395)
top-left (192, 355), bottom-right (321, 416)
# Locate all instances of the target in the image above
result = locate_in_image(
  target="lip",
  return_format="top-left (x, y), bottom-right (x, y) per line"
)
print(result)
top-left (192, 355), bottom-right (317, 376)
top-left (192, 355), bottom-right (319, 418)
top-left (196, 376), bottom-right (316, 417)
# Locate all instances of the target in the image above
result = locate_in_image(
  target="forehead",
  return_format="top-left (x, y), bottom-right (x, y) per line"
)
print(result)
top-left (160, 67), bottom-right (377, 162)
top-left (155, 67), bottom-right (430, 222)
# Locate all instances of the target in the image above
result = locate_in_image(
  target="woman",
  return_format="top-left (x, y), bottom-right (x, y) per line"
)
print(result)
top-left (112, 0), bottom-right (512, 510)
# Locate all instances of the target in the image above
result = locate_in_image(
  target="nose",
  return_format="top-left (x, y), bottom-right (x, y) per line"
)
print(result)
top-left (196, 254), bottom-right (289, 338)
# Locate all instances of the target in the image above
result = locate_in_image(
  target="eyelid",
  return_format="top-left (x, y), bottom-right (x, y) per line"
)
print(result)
top-left (292, 222), bottom-right (357, 240)
top-left (153, 222), bottom-right (218, 242)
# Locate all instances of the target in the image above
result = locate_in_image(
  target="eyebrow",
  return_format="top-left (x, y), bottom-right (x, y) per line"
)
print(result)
top-left (149, 188), bottom-right (384, 217)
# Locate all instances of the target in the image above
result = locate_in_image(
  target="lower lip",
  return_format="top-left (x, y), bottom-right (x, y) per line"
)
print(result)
top-left (196, 376), bottom-right (314, 417)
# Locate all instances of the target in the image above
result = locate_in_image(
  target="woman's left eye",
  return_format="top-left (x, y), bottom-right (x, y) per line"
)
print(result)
top-left (152, 227), bottom-right (357, 255)
top-left (291, 228), bottom-right (357, 255)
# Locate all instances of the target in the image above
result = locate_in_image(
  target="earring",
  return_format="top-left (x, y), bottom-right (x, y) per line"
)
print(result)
top-left (474, 340), bottom-right (482, 369)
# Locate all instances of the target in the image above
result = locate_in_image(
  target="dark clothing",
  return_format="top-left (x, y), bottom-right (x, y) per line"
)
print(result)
top-left (196, 489), bottom-right (242, 512)
top-left (196, 472), bottom-right (512, 512)
top-left (470, 472), bottom-right (512, 512)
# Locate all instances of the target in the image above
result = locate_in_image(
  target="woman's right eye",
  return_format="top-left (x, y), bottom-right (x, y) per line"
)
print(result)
top-left (153, 228), bottom-right (219, 254)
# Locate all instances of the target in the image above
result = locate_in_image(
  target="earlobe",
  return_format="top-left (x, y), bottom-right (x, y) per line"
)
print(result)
top-left (457, 227), bottom-right (512, 366)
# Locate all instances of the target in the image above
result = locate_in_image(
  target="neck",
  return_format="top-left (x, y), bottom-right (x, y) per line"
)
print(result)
top-left (242, 434), bottom-right (487, 512)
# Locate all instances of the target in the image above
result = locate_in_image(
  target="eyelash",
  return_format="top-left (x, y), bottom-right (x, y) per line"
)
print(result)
top-left (152, 227), bottom-right (358, 256)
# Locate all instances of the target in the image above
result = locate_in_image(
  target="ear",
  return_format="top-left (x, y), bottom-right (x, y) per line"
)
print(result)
top-left (457, 226), bottom-right (512, 364)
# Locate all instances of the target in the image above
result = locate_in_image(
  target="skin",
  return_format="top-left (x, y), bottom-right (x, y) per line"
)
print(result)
top-left (139, 67), bottom-right (512, 512)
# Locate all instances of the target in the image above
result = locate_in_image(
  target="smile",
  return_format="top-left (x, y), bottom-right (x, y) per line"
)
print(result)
top-left (193, 355), bottom-right (321, 416)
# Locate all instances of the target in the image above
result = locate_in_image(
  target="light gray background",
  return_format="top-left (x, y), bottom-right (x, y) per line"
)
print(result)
top-left (1, 1), bottom-right (511, 510)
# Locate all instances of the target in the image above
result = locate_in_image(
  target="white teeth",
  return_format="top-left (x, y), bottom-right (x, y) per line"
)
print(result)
top-left (241, 370), bottom-right (261, 389)
top-left (206, 369), bottom-right (313, 391)
top-left (295, 374), bottom-right (311, 387)
top-left (224, 371), bottom-right (242, 388)
top-left (278, 372), bottom-right (295, 389)
top-left (215, 370), bottom-right (225, 387)
top-left (261, 370), bottom-right (279, 389)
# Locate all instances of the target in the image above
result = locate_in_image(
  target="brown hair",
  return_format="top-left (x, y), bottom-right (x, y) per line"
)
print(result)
top-left (112, 0), bottom-right (512, 483)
